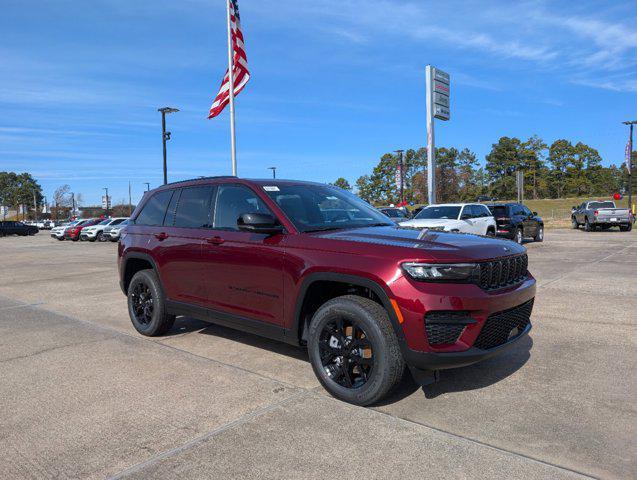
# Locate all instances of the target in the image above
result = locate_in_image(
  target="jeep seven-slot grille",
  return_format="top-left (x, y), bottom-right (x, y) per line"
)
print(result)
top-left (478, 254), bottom-right (528, 290)
top-left (473, 299), bottom-right (534, 350)
top-left (425, 311), bottom-right (474, 346)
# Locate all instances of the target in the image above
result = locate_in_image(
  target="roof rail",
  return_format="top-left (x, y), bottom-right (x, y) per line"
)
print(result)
top-left (163, 176), bottom-right (237, 186)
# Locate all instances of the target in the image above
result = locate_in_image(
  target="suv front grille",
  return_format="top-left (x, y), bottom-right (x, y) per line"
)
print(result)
top-left (473, 299), bottom-right (533, 350)
top-left (478, 254), bottom-right (528, 290)
top-left (425, 311), bottom-right (475, 346)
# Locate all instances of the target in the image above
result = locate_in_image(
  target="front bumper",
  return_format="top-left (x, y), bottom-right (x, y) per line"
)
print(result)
top-left (391, 273), bottom-right (536, 371)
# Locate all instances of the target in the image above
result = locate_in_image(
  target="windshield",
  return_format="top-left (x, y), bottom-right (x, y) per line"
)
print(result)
top-left (589, 201), bottom-right (615, 209)
top-left (263, 184), bottom-right (393, 232)
top-left (98, 219), bottom-right (111, 225)
top-left (415, 206), bottom-right (461, 220)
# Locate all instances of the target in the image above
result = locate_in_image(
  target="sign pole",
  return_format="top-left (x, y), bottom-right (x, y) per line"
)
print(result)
top-left (629, 123), bottom-right (633, 213)
top-left (226, 0), bottom-right (237, 177)
top-left (426, 66), bottom-right (436, 205)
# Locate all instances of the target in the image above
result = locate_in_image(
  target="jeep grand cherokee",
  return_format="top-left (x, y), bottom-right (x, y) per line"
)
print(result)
top-left (118, 177), bottom-right (535, 406)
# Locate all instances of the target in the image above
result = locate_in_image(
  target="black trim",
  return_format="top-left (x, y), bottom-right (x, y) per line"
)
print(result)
top-left (119, 252), bottom-right (162, 295)
top-left (292, 272), bottom-right (406, 345)
top-left (165, 300), bottom-right (288, 343)
top-left (402, 323), bottom-right (531, 370)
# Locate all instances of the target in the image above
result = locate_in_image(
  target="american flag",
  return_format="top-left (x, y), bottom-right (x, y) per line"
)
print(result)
top-left (208, 0), bottom-right (250, 119)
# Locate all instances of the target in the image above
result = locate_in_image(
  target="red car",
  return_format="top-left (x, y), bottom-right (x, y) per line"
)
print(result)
top-left (64, 218), bottom-right (100, 241)
top-left (119, 178), bottom-right (535, 405)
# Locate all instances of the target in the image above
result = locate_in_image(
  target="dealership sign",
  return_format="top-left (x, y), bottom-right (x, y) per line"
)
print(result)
top-left (430, 68), bottom-right (450, 121)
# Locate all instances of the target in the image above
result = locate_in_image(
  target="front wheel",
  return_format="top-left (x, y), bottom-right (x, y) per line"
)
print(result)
top-left (571, 217), bottom-right (579, 229)
top-left (127, 269), bottom-right (175, 336)
top-left (534, 226), bottom-right (544, 242)
top-left (307, 295), bottom-right (404, 406)
top-left (514, 228), bottom-right (523, 244)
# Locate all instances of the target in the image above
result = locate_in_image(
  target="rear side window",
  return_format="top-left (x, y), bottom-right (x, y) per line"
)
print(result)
top-left (174, 186), bottom-right (213, 228)
top-left (136, 190), bottom-right (173, 226)
top-left (490, 206), bottom-right (508, 218)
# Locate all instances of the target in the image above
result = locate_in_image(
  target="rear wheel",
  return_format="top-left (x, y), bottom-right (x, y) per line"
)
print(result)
top-left (127, 269), bottom-right (175, 336)
top-left (620, 223), bottom-right (632, 232)
top-left (584, 218), bottom-right (592, 232)
top-left (486, 228), bottom-right (495, 237)
top-left (307, 295), bottom-right (404, 406)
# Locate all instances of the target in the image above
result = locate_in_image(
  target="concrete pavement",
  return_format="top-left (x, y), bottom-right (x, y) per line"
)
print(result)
top-left (0, 230), bottom-right (635, 479)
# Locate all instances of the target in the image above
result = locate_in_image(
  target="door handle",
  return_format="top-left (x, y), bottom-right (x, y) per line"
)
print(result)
top-left (206, 236), bottom-right (225, 245)
top-left (154, 232), bottom-right (169, 241)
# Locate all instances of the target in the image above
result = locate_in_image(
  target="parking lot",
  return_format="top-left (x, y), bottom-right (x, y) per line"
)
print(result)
top-left (1, 230), bottom-right (635, 479)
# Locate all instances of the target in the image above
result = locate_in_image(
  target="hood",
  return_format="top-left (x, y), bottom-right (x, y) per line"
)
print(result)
top-left (307, 225), bottom-right (525, 262)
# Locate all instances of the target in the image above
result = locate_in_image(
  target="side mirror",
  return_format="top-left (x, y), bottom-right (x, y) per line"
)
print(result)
top-left (571, 206), bottom-right (576, 210)
top-left (237, 213), bottom-right (283, 235)
top-left (532, 211), bottom-right (538, 216)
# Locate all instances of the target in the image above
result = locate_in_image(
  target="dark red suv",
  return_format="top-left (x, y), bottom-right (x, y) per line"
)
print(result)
top-left (119, 177), bottom-right (535, 405)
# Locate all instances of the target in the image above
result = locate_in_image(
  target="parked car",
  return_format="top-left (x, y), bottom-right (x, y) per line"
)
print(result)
top-left (64, 218), bottom-right (100, 241)
top-left (51, 221), bottom-right (78, 240)
top-left (572, 200), bottom-right (633, 232)
top-left (378, 207), bottom-right (410, 223)
top-left (487, 203), bottom-right (544, 244)
top-left (105, 219), bottom-right (130, 242)
top-left (399, 203), bottom-right (496, 236)
top-left (80, 217), bottom-right (128, 242)
top-left (0, 221), bottom-right (39, 236)
top-left (118, 178), bottom-right (535, 406)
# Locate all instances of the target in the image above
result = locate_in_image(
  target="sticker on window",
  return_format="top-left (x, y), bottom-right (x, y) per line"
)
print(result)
top-left (263, 186), bottom-right (280, 192)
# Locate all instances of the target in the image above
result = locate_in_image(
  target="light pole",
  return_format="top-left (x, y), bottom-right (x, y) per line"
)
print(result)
top-left (103, 187), bottom-right (109, 217)
top-left (395, 150), bottom-right (405, 205)
top-left (623, 120), bottom-right (636, 213)
top-left (268, 167), bottom-right (277, 179)
top-left (158, 107), bottom-right (179, 185)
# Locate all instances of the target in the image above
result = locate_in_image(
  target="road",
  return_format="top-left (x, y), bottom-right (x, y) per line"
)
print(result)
top-left (1, 230), bottom-right (635, 479)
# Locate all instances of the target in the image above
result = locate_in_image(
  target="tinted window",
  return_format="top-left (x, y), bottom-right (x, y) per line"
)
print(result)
top-left (512, 204), bottom-right (526, 216)
top-left (213, 185), bottom-right (272, 230)
top-left (416, 206), bottom-right (461, 220)
top-left (110, 219), bottom-right (125, 226)
top-left (490, 205), bottom-right (508, 218)
top-left (136, 190), bottom-right (173, 226)
top-left (589, 201), bottom-right (615, 209)
top-left (477, 205), bottom-right (492, 217)
top-left (523, 206), bottom-right (533, 216)
top-left (174, 186), bottom-right (213, 228)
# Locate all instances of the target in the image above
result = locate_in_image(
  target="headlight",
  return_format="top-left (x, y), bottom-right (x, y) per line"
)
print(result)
top-left (402, 262), bottom-right (479, 282)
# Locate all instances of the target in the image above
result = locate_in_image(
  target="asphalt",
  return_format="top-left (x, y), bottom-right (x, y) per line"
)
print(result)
top-left (0, 229), bottom-right (635, 479)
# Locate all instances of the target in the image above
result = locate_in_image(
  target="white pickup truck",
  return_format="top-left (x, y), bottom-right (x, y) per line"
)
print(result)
top-left (572, 200), bottom-right (633, 232)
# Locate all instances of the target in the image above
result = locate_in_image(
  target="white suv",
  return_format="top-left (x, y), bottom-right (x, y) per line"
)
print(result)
top-left (80, 217), bottom-right (128, 242)
top-left (399, 203), bottom-right (496, 236)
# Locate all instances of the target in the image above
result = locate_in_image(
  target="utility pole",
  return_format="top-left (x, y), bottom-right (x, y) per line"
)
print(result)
top-left (71, 193), bottom-right (76, 219)
top-left (395, 150), bottom-right (405, 205)
top-left (623, 120), bottom-right (636, 213)
top-left (128, 181), bottom-right (133, 216)
top-left (103, 187), bottom-right (109, 217)
top-left (158, 107), bottom-right (179, 185)
top-left (268, 167), bottom-right (277, 179)
top-left (33, 190), bottom-right (38, 223)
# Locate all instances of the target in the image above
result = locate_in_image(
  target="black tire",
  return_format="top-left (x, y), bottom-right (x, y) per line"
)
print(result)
top-left (571, 217), bottom-right (579, 229)
top-left (514, 228), bottom-right (523, 244)
top-left (620, 223), bottom-right (632, 232)
top-left (97, 232), bottom-right (105, 242)
top-left (307, 295), bottom-right (404, 406)
top-left (127, 269), bottom-right (175, 336)
top-left (486, 228), bottom-right (495, 237)
top-left (88, 237), bottom-right (96, 242)
top-left (534, 225), bottom-right (544, 242)
top-left (57, 236), bottom-right (64, 241)
top-left (584, 218), bottom-right (592, 232)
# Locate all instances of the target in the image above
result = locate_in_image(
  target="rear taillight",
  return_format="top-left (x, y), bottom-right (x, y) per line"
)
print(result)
top-left (594, 210), bottom-right (598, 216)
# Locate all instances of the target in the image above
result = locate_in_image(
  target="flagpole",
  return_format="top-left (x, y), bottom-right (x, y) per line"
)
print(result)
top-left (226, 0), bottom-right (237, 176)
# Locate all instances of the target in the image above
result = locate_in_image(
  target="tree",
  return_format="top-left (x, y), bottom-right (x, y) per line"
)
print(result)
top-left (355, 175), bottom-right (374, 203)
top-left (547, 139), bottom-right (574, 198)
top-left (521, 135), bottom-right (547, 199)
top-left (331, 178), bottom-right (352, 191)
top-left (0, 172), bottom-right (43, 218)
top-left (485, 137), bottom-right (524, 199)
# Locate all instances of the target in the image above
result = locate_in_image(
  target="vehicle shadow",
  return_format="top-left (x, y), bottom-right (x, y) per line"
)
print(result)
top-left (166, 316), bottom-right (532, 404)
top-left (422, 335), bottom-right (533, 399)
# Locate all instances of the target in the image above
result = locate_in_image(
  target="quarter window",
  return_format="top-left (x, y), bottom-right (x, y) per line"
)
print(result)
top-left (135, 190), bottom-right (173, 226)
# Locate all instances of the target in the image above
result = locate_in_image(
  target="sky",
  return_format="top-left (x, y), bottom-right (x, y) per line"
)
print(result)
top-left (1, 0), bottom-right (636, 206)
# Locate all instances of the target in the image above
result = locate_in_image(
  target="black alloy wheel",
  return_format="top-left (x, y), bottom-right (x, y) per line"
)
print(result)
top-left (130, 281), bottom-right (154, 326)
top-left (318, 318), bottom-right (374, 389)
top-left (515, 228), bottom-right (523, 244)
